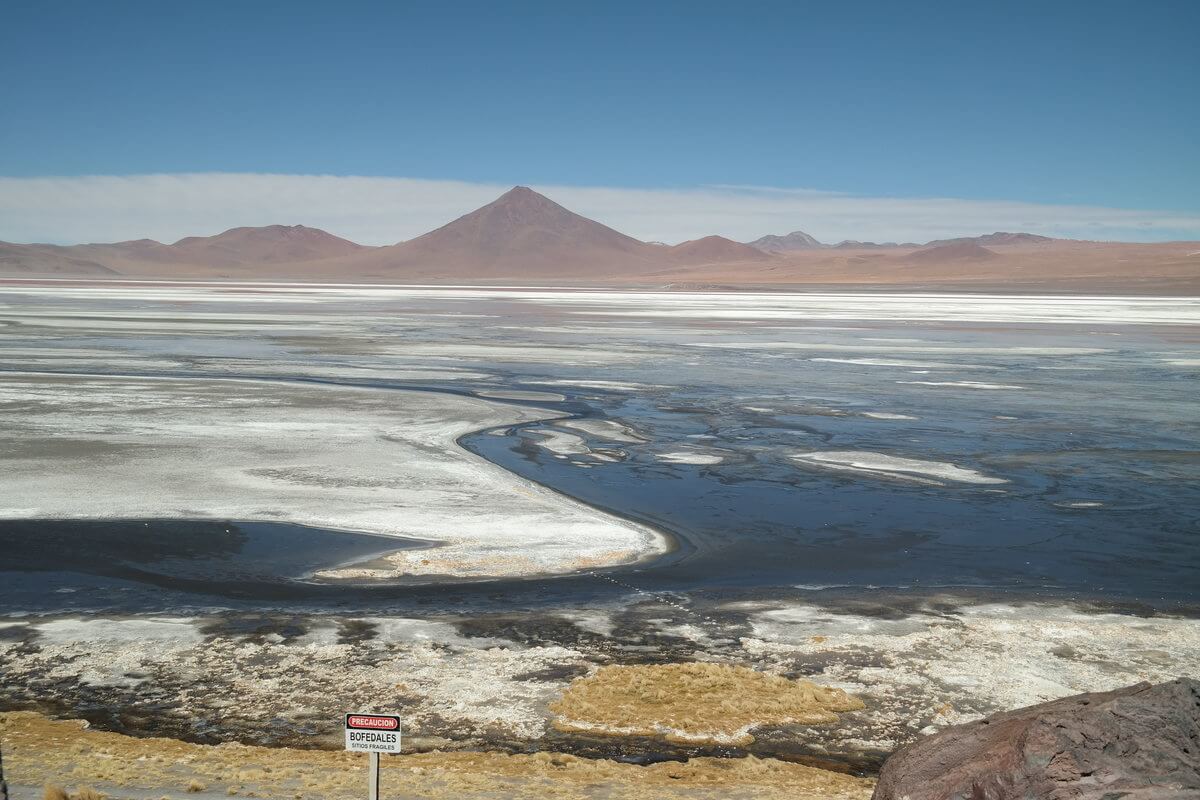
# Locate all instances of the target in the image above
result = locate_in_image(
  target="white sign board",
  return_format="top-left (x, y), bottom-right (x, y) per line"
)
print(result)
top-left (344, 712), bottom-right (402, 754)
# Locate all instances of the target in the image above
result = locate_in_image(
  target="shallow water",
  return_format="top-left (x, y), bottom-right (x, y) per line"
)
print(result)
top-left (463, 359), bottom-right (1200, 604)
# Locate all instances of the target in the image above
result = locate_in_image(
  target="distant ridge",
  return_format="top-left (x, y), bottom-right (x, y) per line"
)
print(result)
top-left (833, 240), bottom-right (899, 250)
top-left (0, 223), bottom-right (364, 275)
top-left (926, 231), bottom-right (1055, 247)
top-left (748, 230), bottom-right (823, 253)
top-left (1, 186), bottom-right (1196, 292)
top-left (747, 230), bottom-right (1054, 250)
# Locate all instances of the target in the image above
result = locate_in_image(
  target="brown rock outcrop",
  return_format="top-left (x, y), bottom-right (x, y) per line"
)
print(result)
top-left (873, 678), bottom-right (1200, 800)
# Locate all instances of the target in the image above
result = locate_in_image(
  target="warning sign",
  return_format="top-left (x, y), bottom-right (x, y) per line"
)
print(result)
top-left (344, 712), bottom-right (402, 754)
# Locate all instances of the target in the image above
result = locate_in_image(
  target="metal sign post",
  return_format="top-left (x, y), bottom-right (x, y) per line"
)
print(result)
top-left (344, 712), bottom-right (402, 800)
top-left (1, 743), bottom-right (9, 800)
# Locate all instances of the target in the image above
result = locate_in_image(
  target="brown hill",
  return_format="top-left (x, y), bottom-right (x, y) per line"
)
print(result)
top-left (669, 235), bottom-right (773, 264)
top-left (0, 242), bottom-right (118, 276)
top-left (101, 225), bottom-right (363, 268)
top-left (167, 225), bottom-right (364, 265)
top-left (342, 186), bottom-right (660, 278)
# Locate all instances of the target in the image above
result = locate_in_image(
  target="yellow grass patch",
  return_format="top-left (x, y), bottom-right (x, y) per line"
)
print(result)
top-left (550, 663), bottom-right (865, 745)
top-left (41, 784), bottom-right (103, 800)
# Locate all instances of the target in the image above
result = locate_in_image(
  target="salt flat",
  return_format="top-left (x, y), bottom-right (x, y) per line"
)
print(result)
top-left (7, 282), bottom-right (1200, 325)
top-left (0, 372), bottom-right (664, 578)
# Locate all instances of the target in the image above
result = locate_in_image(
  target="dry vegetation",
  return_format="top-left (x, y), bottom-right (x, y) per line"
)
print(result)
top-left (1, 711), bottom-right (873, 800)
top-left (550, 663), bottom-right (865, 745)
top-left (41, 785), bottom-right (104, 800)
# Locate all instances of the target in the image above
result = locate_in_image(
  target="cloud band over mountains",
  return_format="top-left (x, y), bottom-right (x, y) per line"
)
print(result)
top-left (2, 173), bottom-right (1198, 246)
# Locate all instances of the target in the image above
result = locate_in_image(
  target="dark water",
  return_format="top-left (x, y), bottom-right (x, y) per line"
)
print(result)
top-left (0, 518), bottom-right (430, 611)
top-left (461, 390), bottom-right (1200, 607)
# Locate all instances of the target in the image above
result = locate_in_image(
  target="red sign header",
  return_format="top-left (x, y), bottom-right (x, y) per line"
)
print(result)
top-left (346, 714), bottom-right (400, 730)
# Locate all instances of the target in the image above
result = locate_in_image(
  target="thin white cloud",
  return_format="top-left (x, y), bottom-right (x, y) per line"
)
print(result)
top-left (0, 173), bottom-right (1197, 246)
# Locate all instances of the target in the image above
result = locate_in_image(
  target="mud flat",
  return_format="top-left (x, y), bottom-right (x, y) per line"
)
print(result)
top-left (0, 373), bottom-right (666, 579)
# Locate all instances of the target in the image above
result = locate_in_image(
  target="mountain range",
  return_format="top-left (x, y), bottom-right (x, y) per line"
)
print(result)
top-left (2, 186), bottom-right (1197, 292)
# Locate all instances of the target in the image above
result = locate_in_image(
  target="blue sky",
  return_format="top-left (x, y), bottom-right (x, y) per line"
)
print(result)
top-left (2, 1), bottom-right (1198, 243)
